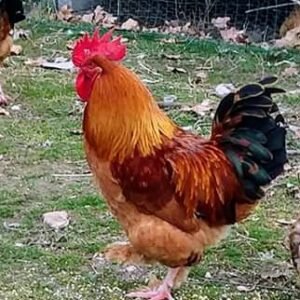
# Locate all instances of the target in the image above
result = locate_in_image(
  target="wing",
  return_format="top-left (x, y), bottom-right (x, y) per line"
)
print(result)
top-left (111, 130), bottom-right (242, 231)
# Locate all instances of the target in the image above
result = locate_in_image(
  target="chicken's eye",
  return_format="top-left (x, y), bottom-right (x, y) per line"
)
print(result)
top-left (297, 32), bottom-right (300, 40)
top-left (82, 63), bottom-right (98, 78)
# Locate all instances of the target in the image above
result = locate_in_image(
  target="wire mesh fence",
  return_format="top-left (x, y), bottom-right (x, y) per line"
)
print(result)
top-left (104, 0), bottom-right (297, 40)
top-left (55, 0), bottom-right (299, 41)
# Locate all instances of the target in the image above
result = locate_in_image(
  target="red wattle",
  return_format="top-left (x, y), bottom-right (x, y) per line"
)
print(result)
top-left (75, 72), bottom-right (92, 102)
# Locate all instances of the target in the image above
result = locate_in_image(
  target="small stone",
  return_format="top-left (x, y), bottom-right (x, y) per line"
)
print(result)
top-left (42, 211), bottom-right (70, 230)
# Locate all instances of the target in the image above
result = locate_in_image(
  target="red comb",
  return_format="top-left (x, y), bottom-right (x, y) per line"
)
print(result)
top-left (72, 29), bottom-right (127, 67)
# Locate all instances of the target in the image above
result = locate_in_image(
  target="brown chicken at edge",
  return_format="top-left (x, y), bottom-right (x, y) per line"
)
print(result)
top-left (276, 6), bottom-right (300, 48)
top-left (0, 0), bottom-right (25, 104)
top-left (0, 8), bottom-right (12, 66)
top-left (0, 0), bottom-right (25, 65)
top-left (71, 30), bottom-right (288, 299)
top-left (289, 217), bottom-right (300, 274)
top-left (280, 6), bottom-right (300, 38)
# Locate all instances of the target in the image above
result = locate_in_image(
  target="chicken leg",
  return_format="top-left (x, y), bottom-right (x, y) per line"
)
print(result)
top-left (126, 267), bottom-right (183, 300)
top-left (0, 82), bottom-right (8, 105)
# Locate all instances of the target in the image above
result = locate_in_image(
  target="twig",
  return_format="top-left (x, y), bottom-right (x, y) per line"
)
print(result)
top-left (52, 173), bottom-right (92, 177)
top-left (52, 0), bottom-right (58, 14)
top-left (190, 277), bottom-right (297, 294)
top-left (246, 3), bottom-right (296, 14)
top-left (138, 61), bottom-right (162, 77)
top-left (274, 60), bottom-right (296, 67)
top-left (90, 262), bottom-right (99, 274)
top-left (234, 231), bottom-right (258, 242)
top-left (157, 101), bottom-right (185, 109)
top-left (287, 149), bottom-right (300, 156)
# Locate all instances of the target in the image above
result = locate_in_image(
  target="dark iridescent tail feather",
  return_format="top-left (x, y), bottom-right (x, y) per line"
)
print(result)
top-left (212, 76), bottom-right (287, 201)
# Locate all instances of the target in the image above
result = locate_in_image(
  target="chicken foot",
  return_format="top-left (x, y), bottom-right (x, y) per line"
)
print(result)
top-left (126, 267), bottom-right (184, 300)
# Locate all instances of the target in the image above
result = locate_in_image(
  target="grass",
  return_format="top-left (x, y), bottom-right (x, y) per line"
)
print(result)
top-left (0, 16), bottom-right (300, 299)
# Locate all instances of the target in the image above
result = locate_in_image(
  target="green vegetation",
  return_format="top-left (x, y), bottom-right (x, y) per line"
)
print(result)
top-left (0, 17), bottom-right (299, 299)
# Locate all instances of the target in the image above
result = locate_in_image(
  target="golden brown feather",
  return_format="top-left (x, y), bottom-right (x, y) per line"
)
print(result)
top-left (280, 6), bottom-right (300, 37)
top-left (0, 10), bottom-right (12, 66)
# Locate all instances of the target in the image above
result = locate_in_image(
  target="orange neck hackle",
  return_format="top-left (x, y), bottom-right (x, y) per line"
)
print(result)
top-left (83, 55), bottom-right (176, 162)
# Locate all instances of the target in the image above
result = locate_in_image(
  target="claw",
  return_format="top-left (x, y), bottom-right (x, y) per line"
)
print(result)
top-left (126, 288), bottom-right (174, 300)
top-left (125, 267), bottom-right (184, 300)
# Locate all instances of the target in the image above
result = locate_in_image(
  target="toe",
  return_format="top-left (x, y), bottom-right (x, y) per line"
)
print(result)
top-left (150, 291), bottom-right (174, 300)
top-left (126, 290), bottom-right (157, 299)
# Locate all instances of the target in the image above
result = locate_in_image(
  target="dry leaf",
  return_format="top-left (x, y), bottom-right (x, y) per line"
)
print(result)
top-left (282, 66), bottom-right (298, 77)
top-left (211, 17), bottom-right (249, 43)
top-left (93, 5), bottom-right (104, 24)
top-left (181, 125), bottom-right (193, 132)
top-left (10, 44), bottom-right (22, 55)
top-left (166, 66), bottom-right (187, 74)
top-left (11, 104), bottom-right (21, 111)
top-left (25, 57), bottom-right (74, 71)
top-left (3, 221), bottom-right (20, 230)
top-left (121, 18), bottom-right (139, 31)
top-left (194, 71), bottom-right (208, 84)
top-left (163, 20), bottom-right (183, 35)
top-left (42, 61), bottom-right (74, 71)
top-left (164, 26), bottom-right (181, 35)
top-left (121, 37), bottom-right (129, 43)
top-left (163, 95), bottom-right (177, 103)
top-left (43, 211), bottom-right (70, 230)
top-left (220, 27), bottom-right (248, 44)
top-left (69, 129), bottom-right (83, 136)
top-left (103, 14), bottom-right (118, 28)
top-left (260, 262), bottom-right (293, 280)
top-left (182, 22), bottom-right (191, 31)
top-left (181, 99), bottom-right (214, 117)
top-left (94, 6), bottom-right (117, 27)
top-left (143, 27), bottom-right (159, 33)
top-left (236, 285), bottom-right (256, 292)
top-left (215, 83), bottom-right (236, 97)
top-left (25, 57), bottom-right (46, 67)
top-left (13, 29), bottom-right (30, 40)
top-left (0, 107), bottom-right (10, 116)
top-left (259, 250), bottom-right (274, 261)
top-left (66, 40), bottom-right (75, 50)
top-left (289, 124), bottom-right (300, 138)
top-left (212, 17), bottom-right (230, 29)
top-left (162, 54), bottom-right (181, 60)
top-left (56, 5), bottom-right (74, 22)
top-left (81, 13), bottom-right (94, 23)
top-left (276, 219), bottom-right (297, 226)
top-left (160, 37), bottom-right (177, 44)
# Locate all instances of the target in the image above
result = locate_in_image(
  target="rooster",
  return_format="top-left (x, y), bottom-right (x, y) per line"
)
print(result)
top-left (0, 0), bottom-right (25, 104)
top-left (0, 0), bottom-right (25, 65)
top-left (275, 6), bottom-right (300, 49)
top-left (72, 30), bottom-right (288, 299)
top-left (279, 6), bottom-right (300, 38)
